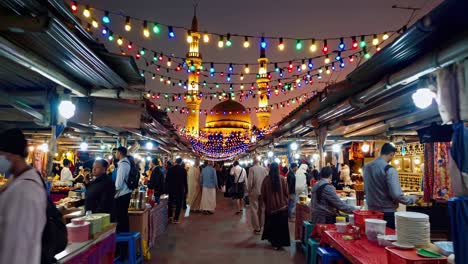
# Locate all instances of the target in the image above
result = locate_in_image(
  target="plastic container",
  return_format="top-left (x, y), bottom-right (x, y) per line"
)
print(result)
top-left (336, 216), bottom-right (346, 223)
top-left (67, 222), bottom-right (90, 242)
top-left (377, 234), bottom-right (397, 247)
top-left (365, 219), bottom-right (387, 241)
top-left (335, 223), bottom-right (348, 234)
top-left (353, 210), bottom-right (384, 231)
top-left (386, 247), bottom-right (448, 264)
top-left (347, 197), bottom-right (357, 207)
top-left (433, 241), bottom-right (454, 256)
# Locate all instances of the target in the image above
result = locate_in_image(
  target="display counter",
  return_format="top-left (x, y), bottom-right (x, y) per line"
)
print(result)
top-left (55, 224), bottom-right (116, 264)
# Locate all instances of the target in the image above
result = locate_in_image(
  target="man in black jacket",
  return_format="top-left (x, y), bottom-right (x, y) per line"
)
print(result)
top-left (286, 163), bottom-right (298, 219)
top-left (85, 159), bottom-right (115, 215)
top-left (148, 157), bottom-right (164, 204)
top-left (165, 158), bottom-right (188, 224)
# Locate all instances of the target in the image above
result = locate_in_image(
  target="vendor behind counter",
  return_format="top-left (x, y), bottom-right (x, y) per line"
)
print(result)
top-left (85, 159), bottom-right (115, 216)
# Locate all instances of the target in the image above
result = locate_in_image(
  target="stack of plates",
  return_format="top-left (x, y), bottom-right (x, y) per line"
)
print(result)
top-left (395, 212), bottom-right (430, 246)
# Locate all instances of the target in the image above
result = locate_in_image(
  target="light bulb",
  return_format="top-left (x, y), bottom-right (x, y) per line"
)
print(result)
top-left (124, 17), bottom-right (131, 31)
top-left (58, 100), bottom-right (76, 119)
top-left (278, 37), bottom-right (285, 51)
top-left (243, 37), bottom-right (250, 48)
top-left (267, 151), bottom-right (274, 158)
top-left (203, 33), bottom-right (210, 43)
top-left (361, 143), bottom-right (370, 153)
top-left (290, 142), bottom-right (298, 151)
top-left (294, 153), bottom-right (300, 159)
top-left (146, 142), bottom-right (154, 150)
top-left (412, 88), bottom-right (436, 109)
top-left (83, 6), bottom-right (91, 18)
top-left (187, 35), bottom-right (193, 43)
top-left (29, 146), bottom-right (35, 152)
top-left (91, 20), bottom-right (98, 28)
top-left (244, 65), bottom-right (250, 74)
top-left (143, 28), bottom-right (150, 38)
top-left (332, 144), bottom-right (341, 153)
top-left (310, 40), bottom-right (317, 52)
top-left (80, 142), bottom-right (88, 151)
top-left (218, 36), bottom-right (224, 48)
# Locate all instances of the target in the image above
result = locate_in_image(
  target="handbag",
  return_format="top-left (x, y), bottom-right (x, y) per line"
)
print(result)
top-left (228, 169), bottom-right (245, 196)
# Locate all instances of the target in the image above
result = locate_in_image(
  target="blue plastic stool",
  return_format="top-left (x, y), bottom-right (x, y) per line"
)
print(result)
top-left (115, 232), bottom-right (143, 264)
top-left (317, 247), bottom-right (345, 264)
top-left (302, 221), bottom-right (314, 251)
top-left (307, 238), bottom-right (319, 264)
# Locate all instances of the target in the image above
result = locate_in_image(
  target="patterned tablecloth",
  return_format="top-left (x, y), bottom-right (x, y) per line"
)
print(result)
top-left (295, 202), bottom-right (311, 240)
top-left (148, 197), bottom-right (168, 248)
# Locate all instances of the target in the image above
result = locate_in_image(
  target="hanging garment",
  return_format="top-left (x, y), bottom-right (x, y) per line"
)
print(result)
top-left (449, 122), bottom-right (468, 196)
top-left (424, 143), bottom-right (435, 202)
top-left (433, 142), bottom-right (452, 199)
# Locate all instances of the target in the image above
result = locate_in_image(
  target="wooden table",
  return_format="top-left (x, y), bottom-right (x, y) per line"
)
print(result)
top-left (129, 209), bottom-right (150, 245)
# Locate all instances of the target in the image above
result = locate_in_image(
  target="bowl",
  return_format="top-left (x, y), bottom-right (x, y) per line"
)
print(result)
top-left (377, 234), bottom-right (397, 247)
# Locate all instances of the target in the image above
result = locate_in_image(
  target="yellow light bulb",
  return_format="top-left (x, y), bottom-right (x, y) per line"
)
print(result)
top-left (218, 40), bottom-right (224, 48)
top-left (278, 43), bottom-right (285, 51)
top-left (203, 33), bottom-right (210, 43)
top-left (187, 35), bottom-right (193, 43)
top-left (324, 56), bottom-right (330, 64)
top-left (243, 40), bottom-right (250, 48)
top-left (240, 84), bottom-right (244, 89)
top-left (326, 68), bottom-right (331, 74)
top-left (117, 38), bottom-right (123, 46)
top-left (83, 8), bottom-right (91, 18)
top-left (372, 35), bottom-right (379, 46)
top-left (382, 33), bottom-right (389, 40)
top-left (310, 42), bottom-right (317, 52)
top-left (167, 61), bottom-right (172, 67)
top-left (91, 20), bottom-right (98, 28)
top-left (143, 28), bottom-right (150, 38)
top-left (125, 24), bottom-right (131, 32)
top-left (244, 66), bottom-right (250, 74)
top-left (301, 64), bottom-right (307, 70)
top-left (240, 74), bottom-right (244, 80)
top-left (296, 78), bottom-right (301, 84)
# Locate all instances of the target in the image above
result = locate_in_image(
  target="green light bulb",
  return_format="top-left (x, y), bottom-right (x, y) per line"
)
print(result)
top-left (364, 53), bottom-right (371, 59)
top-left (296, 40), bottom-right (303, 50)
top-left (108, 35), bottom-right (114, 41)
top-left (152, 24), bottom-right (160, 34)
top-left (226, 40), bottom-right (232, 47)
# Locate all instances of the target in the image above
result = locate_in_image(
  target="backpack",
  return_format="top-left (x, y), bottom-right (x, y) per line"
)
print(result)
top-left (27, 175), bottom-right (68, 264)
top-left (123, 156), bottom-right (140, 190)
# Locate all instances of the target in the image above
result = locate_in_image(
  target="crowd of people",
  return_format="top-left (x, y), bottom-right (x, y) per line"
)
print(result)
top-left (0, 127), bottom-right (419, 262)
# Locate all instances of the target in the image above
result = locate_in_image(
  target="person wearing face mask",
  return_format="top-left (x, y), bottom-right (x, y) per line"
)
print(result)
top-left (310, 166), bottom-right (356, 225)
top-left (0, 128), bottom-right (47, 264)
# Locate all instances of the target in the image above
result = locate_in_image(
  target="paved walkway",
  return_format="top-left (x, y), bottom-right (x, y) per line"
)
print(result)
top-left (149, 192), bottom-right (305, 264)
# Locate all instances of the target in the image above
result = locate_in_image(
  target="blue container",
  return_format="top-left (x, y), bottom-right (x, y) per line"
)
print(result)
top-left (448, 196), bottom-right (468, 263)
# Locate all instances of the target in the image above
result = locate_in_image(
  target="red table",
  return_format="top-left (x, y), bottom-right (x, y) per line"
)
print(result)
top-left (323, 229), bottom-right (395, 264)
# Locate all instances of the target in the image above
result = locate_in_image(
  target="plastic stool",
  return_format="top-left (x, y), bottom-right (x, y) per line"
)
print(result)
top-left (307, 238), bottom-right (319, 264)
top-left (302, 221), bottom-right (314, 251)
top-left (317, 247), bottom-right (345, 264)
top-left (115, 232), bottom-right (143, 264)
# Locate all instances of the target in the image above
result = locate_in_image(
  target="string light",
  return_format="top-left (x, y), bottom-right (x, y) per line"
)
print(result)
top-left (349, 55), bottom-right (354, 63)
top-left (101, 27), bottom-right (108, 35)
top-left (244, 64), bottom-right (250, 74)
top-left (225, 33), bottom-right (232, 47)
top-left (71, 1), bottom-right (78, 13)
top-left (102, 11), bottom-right (110, 24)
top-left (360, 35), bottom-right (366, 47)
top-left (243, 36), bottom-right (250, 48)
top-left (352, 36), bottom-right (358, 49)
top-left (324, 55), bottom-right (330, 64)
top-left (152, 23), bottom-right (160, 34)
top-left (168, 26), bottom-right (175, 38)
top-left (301, 60), bottom-right (307, 70)
top-left (278, 37), bottom-right (285, 51)
top-left (124, 16), bottom-right (131, 31)
top-left (382, 32), bottom-right (389, 40)
top-left (260, 36), bottom-right (267, 49)
top-left (338, 37), bottom-right (345, 50)
top-left (143, 21), bottom-right (150, 38)
top-left (310, 39), bottom-right (317, 52)
top-left (372, 34), bottom-right (379, 46)
top-left (295, 39), bottom-right (303, 50)
top-left (167, 58), bottom-right (172, 67)
top-left (108, 31), bottom-right (114, 41)
top-left (83, 5), bottom-right (91, 18)
top-left (308, 59), bottom-right (313, 69)
top-left (335, 52), bottom-right (342, 61)
top-left (127, 41), bottom-right (133, 50)
top-left (218, 35), bottom-right (224, 48)
top-left (203, 33), bottom-right (210, 43)
top-left (117, 37), bottom-right (123, 46)
top-left (322, 39), bottom-right (328, 54)
top-left (91, 19), bottom-right (98, 28)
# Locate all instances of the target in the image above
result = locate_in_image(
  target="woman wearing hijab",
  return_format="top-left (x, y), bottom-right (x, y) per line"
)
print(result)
top-left (261, 162), bottom-right (290, 250)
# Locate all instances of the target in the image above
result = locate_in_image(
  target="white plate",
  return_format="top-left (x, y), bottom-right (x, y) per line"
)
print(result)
top-left (392, 242), bottom-right (415, 249)
top-left (395, 212), bottom-right (429, 219)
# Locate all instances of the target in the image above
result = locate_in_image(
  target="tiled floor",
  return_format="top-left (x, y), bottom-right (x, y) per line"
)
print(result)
top-left (149, 192), bottom-right (305, 264)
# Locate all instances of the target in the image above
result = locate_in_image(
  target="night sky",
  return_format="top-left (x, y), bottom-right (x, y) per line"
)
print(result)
top-left (81, 0), bottom-right (441, 128)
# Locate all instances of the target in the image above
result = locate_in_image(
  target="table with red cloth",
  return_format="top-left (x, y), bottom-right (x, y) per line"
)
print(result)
top-left (295, 202), bottom-right (311, 240)
top-left (322, 229), bottom-right (395, 264)
top-left (55, 226), bottom-right (116, 264)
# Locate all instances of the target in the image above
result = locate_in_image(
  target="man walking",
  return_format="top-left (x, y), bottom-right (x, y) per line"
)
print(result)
top-left (200, 161), bottom-right (218, 214)
top-left (364, 143), bottom-right (417, 228)
top-left (247, 160), bottom-right (268, 234)
top-left (286, 163), bottom-right (298, 219)
top-left (166, 158), bottom-right (188, 224)
top-left (114, 147), bottom-right (133, 232)
top-left (0, 128), bottom-right (47, 264)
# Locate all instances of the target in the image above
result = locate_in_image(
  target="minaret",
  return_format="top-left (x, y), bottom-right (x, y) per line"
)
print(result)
top-left (256, 46), bottom-right (270, 130)
top-left (185, 10), bottom-right (202, 136)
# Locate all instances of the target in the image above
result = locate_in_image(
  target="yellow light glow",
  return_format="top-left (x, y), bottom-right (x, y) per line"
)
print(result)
top-left (326, 68), bottom-right (331, 74)
top-left (218, 40), bottom-right (224, 48)
top-left (143, 28), bottom-right (150, 38)
top-left (301, 64), bottom-right (307, 70)
top-left (243, 40), bottom-right (250, 48)
top-left (244, 65), bottom-right (250, 74)
top-left (187, 35), bottom-right (193, 43)
top-left (83, 8), bottom-right (91, 18)
top-left (117, 38), bottom-right (123, 46)
top-left (28, 146), bottom-right (35, 152)
top-left (91, 20), bottom-right (98, 28)
top-left (278, 43), bottom-right (285, 51)
top-left (310, 42), bottom-right (317, 52)
top-left (382, 33), bottom-right (389, 40)
top-left (324, 56), bottom-right (330, 64)
top-left (203, 33), bottom-right (210, 43)
top-left (125, 24), bottom-right (131, 32)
